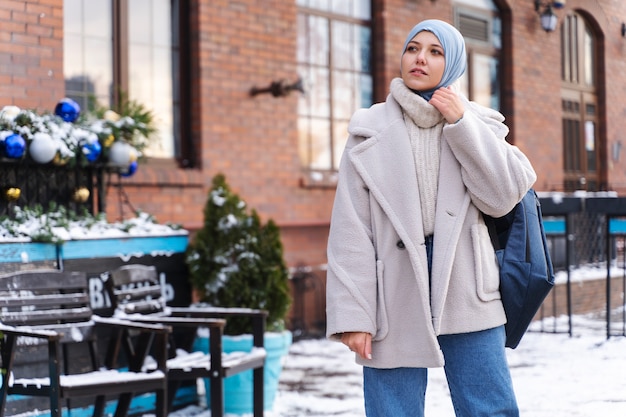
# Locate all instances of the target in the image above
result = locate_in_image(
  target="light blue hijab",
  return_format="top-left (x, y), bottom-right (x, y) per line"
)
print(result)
top-left (402, 19), bottom-right (467, 101)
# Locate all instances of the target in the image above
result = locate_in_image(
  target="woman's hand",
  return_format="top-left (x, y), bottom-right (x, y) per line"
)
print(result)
top-left (430, 86), bottom-right (465, 124)
top-left (341, 331), bottom-right (372, 360)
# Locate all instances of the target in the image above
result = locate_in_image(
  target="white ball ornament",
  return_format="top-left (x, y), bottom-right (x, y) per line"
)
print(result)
top-left (29, 135), bottom-right (58, 164)
top-left (108, 141), bottom-right (133, 166)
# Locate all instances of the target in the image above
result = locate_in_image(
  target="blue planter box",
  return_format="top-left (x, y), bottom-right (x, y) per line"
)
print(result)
top-left (0, 235), bottom-right (188, 266)
top-left (0, 241), bottom-right (58, 264)
top-left (58, 235), bottom-right (189, 260)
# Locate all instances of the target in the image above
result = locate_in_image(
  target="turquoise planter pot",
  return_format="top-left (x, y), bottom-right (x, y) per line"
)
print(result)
top-left (193, 330), bottom-right (293, 415)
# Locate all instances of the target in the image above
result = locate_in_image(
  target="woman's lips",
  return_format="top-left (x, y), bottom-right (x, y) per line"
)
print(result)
top-left (410, 68), bottom-right (427, 76)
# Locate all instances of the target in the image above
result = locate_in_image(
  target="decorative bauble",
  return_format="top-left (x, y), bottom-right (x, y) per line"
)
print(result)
top-left (53, 152), bottom-right (70, 166)
top-left (82, 141), bottom-right (102, 162)
top-left (73, 187), bottom-right (90, 203)
top-left (102, 134), bottom-right (115, 148)
top-left (108, 141), bottom-right (133, 166)
top-left (54, 98), bottom-right (81, 123)
top-left (103, 110), bottom-right (121, 122)
top-left (3, 133), bottom-right (26, 159)
top-left (1, 106), bottom-right (21, 121)
top-left (4, 187), bottom-right (21, 202)
top-left (29, 135), bottom-right (57, 164)
top-left (121, 161), bottom-right (138, 177)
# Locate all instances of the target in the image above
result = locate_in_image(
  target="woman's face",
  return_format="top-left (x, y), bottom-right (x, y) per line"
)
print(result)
top-left (401, 30), bottom-right (445, 92)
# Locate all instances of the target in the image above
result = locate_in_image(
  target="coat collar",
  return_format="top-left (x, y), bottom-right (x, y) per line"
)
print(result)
top-left (347, 97), bottom-right (425, 251)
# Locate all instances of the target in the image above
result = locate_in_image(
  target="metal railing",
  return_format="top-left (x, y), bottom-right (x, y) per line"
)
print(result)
top-left (540, 195), bottom-right (626, 339)
top-left (0, 161), bottom-right (107, 217)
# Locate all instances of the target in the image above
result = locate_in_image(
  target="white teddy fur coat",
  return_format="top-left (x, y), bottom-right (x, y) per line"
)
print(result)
top-left (326, 88), bottom-right (537, 368)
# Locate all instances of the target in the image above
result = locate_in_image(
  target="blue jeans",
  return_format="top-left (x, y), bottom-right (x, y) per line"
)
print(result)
top-left (363, 326), bottom-right (519, 417)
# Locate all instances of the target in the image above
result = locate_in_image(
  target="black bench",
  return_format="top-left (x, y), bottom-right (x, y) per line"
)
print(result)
top-left (0, 269), bottom-right (170, 417)
top-left (104, 264), bottom-right (268, 417)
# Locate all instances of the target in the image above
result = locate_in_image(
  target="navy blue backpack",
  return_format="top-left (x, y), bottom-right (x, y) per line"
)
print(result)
top-left (484, 189), bottom-right (555, 349)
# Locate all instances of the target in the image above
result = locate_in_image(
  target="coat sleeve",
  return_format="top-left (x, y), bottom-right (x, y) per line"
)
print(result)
top-left (325, 135), bottom-right (379, 341)
top-left (442, 102), bottom-right (537, 217)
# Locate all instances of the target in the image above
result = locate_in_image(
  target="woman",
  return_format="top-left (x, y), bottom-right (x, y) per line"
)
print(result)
top-left (325, 19), bottom-right (536, 416)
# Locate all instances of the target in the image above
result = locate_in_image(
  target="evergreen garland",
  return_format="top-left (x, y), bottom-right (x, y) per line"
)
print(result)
top-left (185, 174), bottom-right (291, 335)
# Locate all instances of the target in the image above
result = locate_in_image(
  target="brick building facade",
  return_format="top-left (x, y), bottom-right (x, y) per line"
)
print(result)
top-left (1, 1), bottom-right (626, 333)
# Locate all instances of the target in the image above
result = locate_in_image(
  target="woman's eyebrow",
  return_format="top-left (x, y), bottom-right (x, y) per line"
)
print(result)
top-left (407, 40), bottom-right (443, 49)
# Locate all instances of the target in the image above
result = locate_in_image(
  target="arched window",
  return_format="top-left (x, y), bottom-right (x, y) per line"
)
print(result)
top-left (561, 13), bottom-right (601, 191)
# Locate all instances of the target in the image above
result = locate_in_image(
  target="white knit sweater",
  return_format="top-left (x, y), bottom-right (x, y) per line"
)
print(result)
top-left (390, 78), bottom-right (444, 236)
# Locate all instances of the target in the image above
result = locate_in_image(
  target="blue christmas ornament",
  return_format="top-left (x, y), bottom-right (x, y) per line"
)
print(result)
top-left (82, 141), bottom-right (102, 162)
top-left (54, 98), bottom-right (81, 122)
top-left (121, 161), bottom-right (138, 177)
top-left (3, 133), bottom-right (26, 159)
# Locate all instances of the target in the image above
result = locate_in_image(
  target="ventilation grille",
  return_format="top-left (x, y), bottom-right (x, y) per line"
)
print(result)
top-left (458, 13), bottom-right (490, 43)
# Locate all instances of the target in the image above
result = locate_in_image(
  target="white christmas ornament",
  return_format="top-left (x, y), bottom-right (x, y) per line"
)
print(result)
top-left (29, 134), bottom-right (58, 164)
top-left (108, 141), bottom-right (136, 166)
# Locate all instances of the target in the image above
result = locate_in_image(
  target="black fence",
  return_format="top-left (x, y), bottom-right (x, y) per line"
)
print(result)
top-left (539, 195), bottom-right (626, 340)
top-left (0, 161), bottom-right (107, 217)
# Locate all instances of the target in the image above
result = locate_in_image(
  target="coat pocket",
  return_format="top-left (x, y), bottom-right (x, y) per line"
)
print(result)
top-left (471, 223), bottom-right (501, 302)
top-left (372, 259), bottom-right (390, 341)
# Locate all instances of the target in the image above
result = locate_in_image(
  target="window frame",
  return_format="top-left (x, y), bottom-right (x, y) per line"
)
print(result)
top-left (296, 3), bottom-right (373, 186)
top-left (64, 0), bottom-right (195, 168)
top-left (454, 5), bottom-right (502, 111)
top-left (560, 12), bottom-right (602, 192)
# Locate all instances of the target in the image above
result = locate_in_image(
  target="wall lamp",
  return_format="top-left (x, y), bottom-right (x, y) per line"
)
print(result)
top-left (534, 0), bottom-right (566, 32)
top-left (249, 78), bottom-right (305, 98)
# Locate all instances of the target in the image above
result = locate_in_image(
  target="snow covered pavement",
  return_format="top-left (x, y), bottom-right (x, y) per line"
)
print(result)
top-left (271, 313), bottom-right (626, 417)
top-left (172, 313), bottom-right (626, 416)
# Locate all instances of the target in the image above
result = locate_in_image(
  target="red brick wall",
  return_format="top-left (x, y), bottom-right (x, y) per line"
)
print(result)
top-left (510, 2), bottom-right (564, 191)
top-left (0, 0), bottom-right (64, 110)
top-left (599, 0), bottom-right (626, 193)
top-left (539, 275), bottom-right (626, 321)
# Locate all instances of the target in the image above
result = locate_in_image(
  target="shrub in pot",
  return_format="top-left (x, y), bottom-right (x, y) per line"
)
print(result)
top-left (185, 173), bottom-right (292, 414)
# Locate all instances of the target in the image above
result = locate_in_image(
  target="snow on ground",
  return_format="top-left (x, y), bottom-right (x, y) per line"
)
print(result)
top-left (171, 312), bottom-right (626, 417)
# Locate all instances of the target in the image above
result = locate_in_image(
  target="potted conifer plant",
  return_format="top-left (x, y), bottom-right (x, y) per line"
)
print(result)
top-left (185, 173), bottom-right (292, 415)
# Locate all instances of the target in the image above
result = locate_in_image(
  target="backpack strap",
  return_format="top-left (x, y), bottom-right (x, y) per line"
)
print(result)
top-left (483, 214), bottom-right (501, 250)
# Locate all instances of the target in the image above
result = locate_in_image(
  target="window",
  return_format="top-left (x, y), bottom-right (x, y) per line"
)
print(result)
top-left (296, 0), bottom-right (372, 182)
top-left (454, 1), bottom-right (502, 110)
top-left (561, 13), bottom-right (600, 191)
top-left (63, 0), bottom-right (182, 161)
